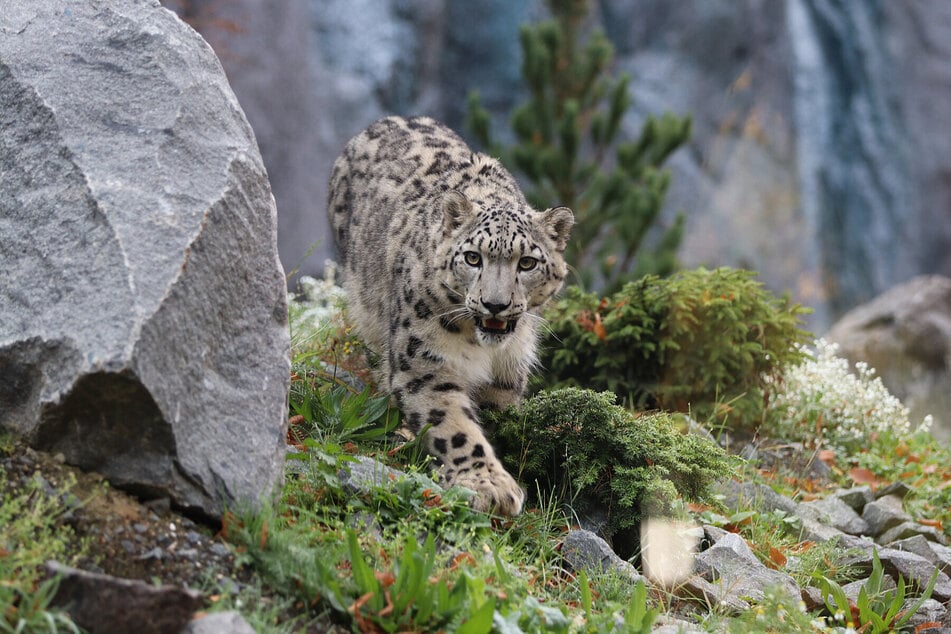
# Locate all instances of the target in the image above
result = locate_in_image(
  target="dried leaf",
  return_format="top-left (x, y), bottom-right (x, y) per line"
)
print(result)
top-left (450, 552), bottom-right (477, 571)
top-left (374, 570), bottom-right (396, 588)
top-left (767, 546), bottom-right (787, 569)
top-left (592, 312), bottom-right (607, 341)
top-left (849, 467), bottom-right (881, 488)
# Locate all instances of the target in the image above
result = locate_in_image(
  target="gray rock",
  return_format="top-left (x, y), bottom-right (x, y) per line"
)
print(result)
top-left (338, 455), bottom-right (433, 496)
top-left (651, 616), bottom-right (706, 634)
top-left (863, 495), bottom-right (911, 536)
top-left (890, 534), bottom-right (943, 564)
top-left (560, 529), bottom-right (644, 584)
top-left (902, 599), bottom-right (949, 632)
top-left (45, 561), bottom-right (203, 634)
top-left (0, 0), bottom-right (290, 518)
top-left (798, 495), bottom-right (870, 536)
top-left (694, 532), bottom-right (799, 603)
top-left (702, 524), bottom-right (730, 546)
top-left (840, 576), bottom-right (896, 602)
top-left (877, 548), bottom-right (951, 603)
top-left (826, 276), bottom-right (951, 442)
top-left (716, 480), bottom-right (799, 516)
top-left (677, 574), bottom-right (750, 614)
top-left (799, 585), bottom-right (826, 612)
top-left (877, 520), bottom-right (948, 547)
top-left (182, 611), bottom-right (257, 634)
top-left (875, 481), bottom-right (914, 500)
top-left (833, 486), bottom-right (875, 512)
top-left (797, 515), bottom-right (850, 544)
top-left (928, 541), bottom-right (951, 577)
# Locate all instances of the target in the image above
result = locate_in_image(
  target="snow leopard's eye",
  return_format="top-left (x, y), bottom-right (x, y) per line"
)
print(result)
top-left (463, 251), bottom-right (482, 267)
top-left (517, 256), bottom-right (538, 271)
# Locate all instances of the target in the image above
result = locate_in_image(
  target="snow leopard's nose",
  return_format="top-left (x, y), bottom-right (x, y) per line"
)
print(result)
top-left (481, 299), bottom-right (511, 315)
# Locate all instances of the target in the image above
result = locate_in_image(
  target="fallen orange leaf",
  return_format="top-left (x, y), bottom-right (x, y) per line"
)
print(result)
top-left (450, 552), bottom-right (477, 571)
top-left (768, 546), bottom-right (787, 569)
top-left (849, 467), bottom-right (882, 488)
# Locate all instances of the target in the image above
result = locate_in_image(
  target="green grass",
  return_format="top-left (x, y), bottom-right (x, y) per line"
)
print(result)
top-left (0, 464), bottom-right (86, 634)
top-left (267, 290), bottom-right (951, 633)
top-left (227, 411), bottom-right (661, 633)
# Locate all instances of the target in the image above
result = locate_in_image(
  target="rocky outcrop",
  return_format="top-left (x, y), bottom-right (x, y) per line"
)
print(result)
top-left (0, 0), bottom-right (290, 518)
top-left (165, 1), bottom-right (951, 329)
top-left (825, 275), bottom-right (951, 442)
top-left (46, 562), bottom-right (203, 634)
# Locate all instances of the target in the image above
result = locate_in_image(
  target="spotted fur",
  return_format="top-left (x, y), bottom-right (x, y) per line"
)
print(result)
top-left (328, 116), bottom-right (573, 515)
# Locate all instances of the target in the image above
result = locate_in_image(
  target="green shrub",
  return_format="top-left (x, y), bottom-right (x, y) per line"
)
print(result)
top-left (485, 388), bottom-right (736, 541)
top-left (537, 267), bottom-right (811, 427)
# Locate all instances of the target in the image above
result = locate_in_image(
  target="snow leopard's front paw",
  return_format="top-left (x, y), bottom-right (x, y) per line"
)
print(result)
top-left (447, 459), bottom-right (524, 516)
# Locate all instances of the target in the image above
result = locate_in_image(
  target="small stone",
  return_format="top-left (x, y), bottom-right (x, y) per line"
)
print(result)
top-left (120, 540), bottom-right (137, 555)
top-left (901, 598), bottom-right (949, 632)
top-left (833, 486), bottom-right (874, 511)
top-left (797, 515), bottom-right (849, 543)
top-left (800, 585), bottom-right (826, 611)
top-left (677, 574), bottom-right (750, 615)
top-left (133, 523), bottom-right (149, 534)
top-left (651, 616), bottom-right (706, 634)
top-left (185, 531), bottom-right (204, 546)
top-left (144, 498), bottom-right (172, 514)
top-left (137, 547), bottom-right (166, 561)
top-left (694, 532), bottom-right (799, 603)
top-left (863, 494), bottom-right (910, 536)
top-left (45, 561), bottom-right (202, 634)
top-left (798, 495), bottom-right (870, 536)
top-left (182, 611), bottom-right (257, 634)
top-left (889, 534), bottom-right (941, 561)
top-left (561, 529), bottom-right (643, 584)
top-left (209, 543), bottom-right (231, 558)
top-left (702, 524), bottom-right (729, 547)
top-left (716, 480), bottom-right (799, 515)
top-left (877, 520), bottom-right (947, 546)
top-left (840, 575), bottom-right (896, 601)
top-left (927, 541), bottom-right (951, 576)
top-left (877, 548), bottom-right (951, 602)
top-left (875, 481), bottom-right (913, 499)
top-left (52, 452), bottom-right (66, 464)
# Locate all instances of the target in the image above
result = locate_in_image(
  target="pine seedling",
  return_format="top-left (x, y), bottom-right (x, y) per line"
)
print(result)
top-left (468, 0), bottom-right (691, 290)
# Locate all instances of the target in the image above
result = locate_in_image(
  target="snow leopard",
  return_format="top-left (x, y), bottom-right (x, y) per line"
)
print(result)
top-left (328, 115), bottom-right (573, 516)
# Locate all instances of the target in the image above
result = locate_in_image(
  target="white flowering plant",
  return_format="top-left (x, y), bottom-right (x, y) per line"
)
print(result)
top-left (764, 338), bottom-right (932, 454)
top-left (287, 260), bottom-right (367, 374)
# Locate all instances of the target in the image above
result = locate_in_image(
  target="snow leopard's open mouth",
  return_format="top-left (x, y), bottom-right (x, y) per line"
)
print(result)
top-left (475, 317), bottom-right (517, 335)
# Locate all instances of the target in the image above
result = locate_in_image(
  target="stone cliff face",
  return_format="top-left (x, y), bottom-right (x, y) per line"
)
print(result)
top-left (165, 0), bottom-right (951, 328)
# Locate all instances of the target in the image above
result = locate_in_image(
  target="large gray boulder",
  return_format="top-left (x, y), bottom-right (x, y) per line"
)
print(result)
top-left (826, 275), bottom-right (951, 442)
top-left (0, 0), bottom-right (290, 517)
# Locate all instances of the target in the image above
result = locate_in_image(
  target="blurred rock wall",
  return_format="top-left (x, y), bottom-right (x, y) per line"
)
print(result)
top-left (163, 0), bottom-right (951, 329)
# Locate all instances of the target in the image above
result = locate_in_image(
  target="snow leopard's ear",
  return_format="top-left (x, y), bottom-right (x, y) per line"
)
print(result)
top-left (441, 190), bottom-right (473, 236)
top-left (542, 206), bottom-right (574, 252)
